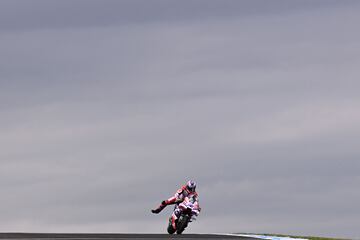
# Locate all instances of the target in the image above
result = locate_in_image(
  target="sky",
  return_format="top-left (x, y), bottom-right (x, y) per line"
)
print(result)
top-left (1, 0), bottom-right (360, 238)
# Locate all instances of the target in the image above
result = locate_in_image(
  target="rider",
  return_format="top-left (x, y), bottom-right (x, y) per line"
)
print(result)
top-left (151, 180), bottom-right (200, 214)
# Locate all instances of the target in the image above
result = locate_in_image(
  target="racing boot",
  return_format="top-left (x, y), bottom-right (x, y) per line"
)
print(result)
top-left (151, 201), bottom-right (167, 214)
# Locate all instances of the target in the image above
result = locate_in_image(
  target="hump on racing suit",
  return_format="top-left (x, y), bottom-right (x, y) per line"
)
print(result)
top-left (173, 185), bottom-right (198, 203)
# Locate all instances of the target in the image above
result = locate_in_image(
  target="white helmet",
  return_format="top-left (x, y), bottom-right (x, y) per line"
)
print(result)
top-left (186, 180), bottom-right (196, 192)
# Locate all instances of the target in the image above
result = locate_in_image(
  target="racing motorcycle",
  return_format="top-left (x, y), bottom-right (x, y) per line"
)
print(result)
top-left (167, 196), bottom-right (200, 234)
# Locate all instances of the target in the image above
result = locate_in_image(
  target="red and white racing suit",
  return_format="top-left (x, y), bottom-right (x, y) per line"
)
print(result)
top-left (167, 185), bottom-right (199, 205)
top-left (151, 185), bottom-right (200, 214)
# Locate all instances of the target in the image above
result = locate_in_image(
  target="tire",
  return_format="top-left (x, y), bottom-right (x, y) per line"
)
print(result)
top-left (167, 218), bottom-right (175, 234)
top-left (176, 215), bottom-right (189, 234)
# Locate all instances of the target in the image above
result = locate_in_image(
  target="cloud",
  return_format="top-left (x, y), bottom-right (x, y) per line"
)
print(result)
top-left (0, 1), bottom-right (359, 239)
top-left (0, 0), bottom-right (354, 31)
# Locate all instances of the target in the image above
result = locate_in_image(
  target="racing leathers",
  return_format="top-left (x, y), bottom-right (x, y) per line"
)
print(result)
top-left (151, 184), bottom-right (200, 214)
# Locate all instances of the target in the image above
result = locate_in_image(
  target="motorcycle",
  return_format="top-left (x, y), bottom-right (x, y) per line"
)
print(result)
top-left (167, 196), bottom-right (200, 234)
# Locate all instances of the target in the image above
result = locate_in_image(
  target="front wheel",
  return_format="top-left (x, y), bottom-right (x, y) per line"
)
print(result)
top-left (167, 217), bottom-right (175, 234)
top-left (176, 215), bottom-right (189, 234)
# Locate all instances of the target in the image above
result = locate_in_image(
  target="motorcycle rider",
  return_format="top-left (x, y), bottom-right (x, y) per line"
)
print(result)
top-left (151, 180), bottom-right (200, 214)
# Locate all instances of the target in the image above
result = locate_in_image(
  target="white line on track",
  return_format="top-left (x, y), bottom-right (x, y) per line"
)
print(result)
top-left (212, 233), bottom-right (308, 240)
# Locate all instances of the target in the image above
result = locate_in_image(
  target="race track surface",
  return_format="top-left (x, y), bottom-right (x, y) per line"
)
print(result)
top-left (0, 233), bottom-right (255, 240)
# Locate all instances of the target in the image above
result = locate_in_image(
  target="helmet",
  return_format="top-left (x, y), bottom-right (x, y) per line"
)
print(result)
top-left (186, 180), bottom-right (196, 192)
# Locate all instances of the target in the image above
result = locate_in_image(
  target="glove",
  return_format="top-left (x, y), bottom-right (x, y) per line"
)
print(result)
top-left (174, 208), bottom-right (181, 216)
top-left (192, 210), bottom-right (200, 216)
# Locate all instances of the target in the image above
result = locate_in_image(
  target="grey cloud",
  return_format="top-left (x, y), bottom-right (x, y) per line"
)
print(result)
top-left (0, 0), bottom-right (358, 31)
top-left (1, 1), bottom-right (360, 239)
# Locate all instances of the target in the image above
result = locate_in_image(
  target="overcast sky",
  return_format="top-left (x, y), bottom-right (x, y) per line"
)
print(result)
top-left (1, 0), bottom-right (360, 239)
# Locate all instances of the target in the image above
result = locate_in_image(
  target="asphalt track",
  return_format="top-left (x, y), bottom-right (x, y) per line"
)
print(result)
top-left (0, 233), bottom-right (255, 240)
